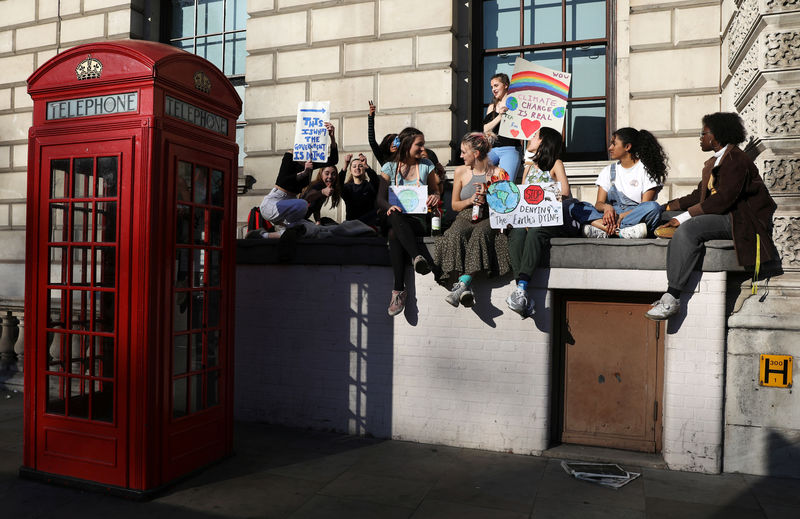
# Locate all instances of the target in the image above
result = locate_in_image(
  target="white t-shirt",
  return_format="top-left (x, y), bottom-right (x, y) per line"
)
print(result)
top-left (595, 161), bottom-right (659, 204)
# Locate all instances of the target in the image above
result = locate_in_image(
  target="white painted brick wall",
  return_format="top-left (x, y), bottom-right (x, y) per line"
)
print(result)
top-left (235, 263), bottom-right (728, 470)
top-left (661, 271), bottom-right (727, 473)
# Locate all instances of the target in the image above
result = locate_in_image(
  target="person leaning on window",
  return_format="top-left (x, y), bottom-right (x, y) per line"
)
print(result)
top-left (645, 112), bottom-right (779, 321)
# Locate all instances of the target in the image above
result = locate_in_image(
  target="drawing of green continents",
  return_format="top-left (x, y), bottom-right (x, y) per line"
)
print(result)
top-left (487, 181), bottom-right (520, 214)
top-left (397, 188), bottom-right (420, 212)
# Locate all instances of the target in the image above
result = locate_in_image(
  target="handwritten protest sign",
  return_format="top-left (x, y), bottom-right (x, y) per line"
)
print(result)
top-left (499, 57), bottom-right (572, 140)
top-left (487, 181), bottom-right (563, 229)
top-left (389, 186), bottom-right (428, 214)
top-left (293, 101), bottom-right (331, 161)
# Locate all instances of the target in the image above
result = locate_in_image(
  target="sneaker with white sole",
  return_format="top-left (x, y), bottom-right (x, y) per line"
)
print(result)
top-left (618, 222), bottom-right (648, 239)
top-left (644, 292), bottom-right (680, 321)
top-left (388, 290), bottom-right (407, 317)
top-left (506, 287), bottom-right (535, 318)
top-left (582, 224), bottom-right (608, 239)
top-left (445, 281), bottom-right (474, 307)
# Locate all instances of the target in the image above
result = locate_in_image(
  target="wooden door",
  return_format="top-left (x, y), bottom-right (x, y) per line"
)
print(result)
top-left (561, 298), bottom-right (664, 453)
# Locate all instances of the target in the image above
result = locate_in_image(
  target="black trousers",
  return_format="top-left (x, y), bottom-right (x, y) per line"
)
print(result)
top-left (667, 214), bottom-right (732, 291)
top-left (384, 211), bottom-right (426, 291)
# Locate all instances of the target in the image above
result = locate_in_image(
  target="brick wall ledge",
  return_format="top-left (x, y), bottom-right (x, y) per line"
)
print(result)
top-left (236, 236), bottom-right (742, 272)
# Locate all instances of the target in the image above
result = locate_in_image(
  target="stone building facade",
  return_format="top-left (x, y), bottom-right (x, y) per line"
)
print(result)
top-left (0, 0), bottom-right (798, 477)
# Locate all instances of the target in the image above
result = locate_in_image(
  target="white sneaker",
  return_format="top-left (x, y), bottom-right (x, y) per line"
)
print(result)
top-left (618, 222), bottom-right (648, 239)
top-left (581, 224), bottom-right (607, 239)
top-left (445, 281), bottom-right (474, 307)
top-left (506, 287), bottom-right (535, 318)
top-left (644, 293), bottom-right (680, 321)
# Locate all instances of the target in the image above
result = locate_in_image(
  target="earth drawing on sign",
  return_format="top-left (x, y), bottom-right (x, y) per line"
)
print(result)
top-left (487, 181), bottom-right (521, 214)
top-left (397, 189), bottom-right (420, 212)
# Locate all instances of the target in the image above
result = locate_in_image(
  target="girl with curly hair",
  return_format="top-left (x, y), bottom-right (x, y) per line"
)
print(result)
top-left (571, 127), bottom-right (668, 239)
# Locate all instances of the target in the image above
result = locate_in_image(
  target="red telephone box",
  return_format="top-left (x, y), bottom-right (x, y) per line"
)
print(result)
top-left (22, 40), bottom-right (241, 495)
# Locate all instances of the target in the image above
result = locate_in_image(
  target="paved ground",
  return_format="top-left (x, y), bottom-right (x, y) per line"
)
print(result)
top-left (2, 389), bottom-right (799, 518)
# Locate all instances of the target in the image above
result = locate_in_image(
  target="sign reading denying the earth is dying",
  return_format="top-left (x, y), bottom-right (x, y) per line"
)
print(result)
top-left (487, 181), bottom-right (563, 229)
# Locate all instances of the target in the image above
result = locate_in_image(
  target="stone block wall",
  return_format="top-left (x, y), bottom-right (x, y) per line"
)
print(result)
top-left (0, 0), bottom-right (143, 301)
top-left (722, 0), bottom-right (800, 272)
top-left (721, 0), bottom-right (800, 478)
top-left (242, 0), bottom-right (456, 224)
top-left (619, 0), bottom-right (723, 202)
top-left (569, 0), bottom-right (726, 205)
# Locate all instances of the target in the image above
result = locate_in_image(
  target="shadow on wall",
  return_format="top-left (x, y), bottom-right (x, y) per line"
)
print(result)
top-left (711, 431), bottom-right (800, 518)
top-left (234, 268), bottom-right (394, 439)
top-left (765, 430), bottom-right (800, 479)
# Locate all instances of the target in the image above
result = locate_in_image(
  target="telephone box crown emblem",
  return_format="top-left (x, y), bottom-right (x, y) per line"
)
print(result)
top-left (194, 71), bottom-right (211, 94)
top-left (76, 54), bottom-right (103, 80)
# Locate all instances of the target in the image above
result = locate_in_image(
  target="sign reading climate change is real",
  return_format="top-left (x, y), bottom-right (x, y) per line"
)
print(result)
top-left (487, 182), bottom-right (563, 229)
top-left (293, 101), bottom-right (331, 162)
top-left (499, 57), bottom-right (572, 141)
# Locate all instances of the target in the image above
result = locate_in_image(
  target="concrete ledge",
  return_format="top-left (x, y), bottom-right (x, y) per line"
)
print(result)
top-left (237, 236), bottom-right (743, 272)
top-left (548, 238), bottom-right (742, 272)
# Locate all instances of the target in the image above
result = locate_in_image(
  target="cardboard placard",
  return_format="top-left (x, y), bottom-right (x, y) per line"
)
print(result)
top-left (293, 101), bottom-right (331, 162)
top-left (499, 57), bottom-right (572, 141)
top-left (389, 185), bottom-right (429, 214)
top-left (487, 181), bottom-right (563, 229)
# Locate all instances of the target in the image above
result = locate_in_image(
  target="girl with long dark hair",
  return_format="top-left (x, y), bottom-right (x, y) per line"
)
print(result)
top-left (571, 127), bottom-right (668, 239)
top-left (300, 165), bottom-right (341, 224)
top-left (506, 128), bottom-right (574, 317)
top-left (378, 127), bottom-right (441, 316)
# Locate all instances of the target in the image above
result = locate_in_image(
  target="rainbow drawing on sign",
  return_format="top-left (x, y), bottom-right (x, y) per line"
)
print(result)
top-left (508, 71), bottom-right (570, 101)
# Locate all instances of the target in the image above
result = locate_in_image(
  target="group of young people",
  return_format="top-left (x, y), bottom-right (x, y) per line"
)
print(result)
top-left (257, 75), bottom-right (778, 321)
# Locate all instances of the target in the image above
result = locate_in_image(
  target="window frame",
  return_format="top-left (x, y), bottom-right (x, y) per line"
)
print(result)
top-left (162, 0), bottom-right (247, 168)
top-left (472, 0), bottom-right (616, 162)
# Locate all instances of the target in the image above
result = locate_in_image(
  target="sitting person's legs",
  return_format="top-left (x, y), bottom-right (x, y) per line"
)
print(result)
top-left (619, 201), bottom-right (662, 232)
top-left (666, 214), bottom-right (732, 293)
top-left (647, 214), bottom-right (732, 320)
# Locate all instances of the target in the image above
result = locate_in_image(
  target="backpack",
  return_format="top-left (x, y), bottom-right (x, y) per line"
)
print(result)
top-left (246, 206), bottom-right (274, 232)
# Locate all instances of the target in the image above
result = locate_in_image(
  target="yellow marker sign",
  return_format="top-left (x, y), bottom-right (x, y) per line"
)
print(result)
top-left (759, 355), bottom-right (793, 388)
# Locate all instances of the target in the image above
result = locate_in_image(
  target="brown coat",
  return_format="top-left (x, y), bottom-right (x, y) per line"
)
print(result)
top-left (668, 145), bottom-right (778, 267)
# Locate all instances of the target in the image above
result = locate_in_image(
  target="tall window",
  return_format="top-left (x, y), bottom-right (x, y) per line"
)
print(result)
top-left (476, 0), bottom-right (611, 161)
top-left (164, 0), bottom-right (247, 167)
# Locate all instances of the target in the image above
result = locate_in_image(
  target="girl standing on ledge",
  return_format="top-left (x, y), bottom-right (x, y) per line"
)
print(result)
top-left (378, 127), bottom-right (441, 317)
top-left (483, 73), bottom-right (522, 180)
